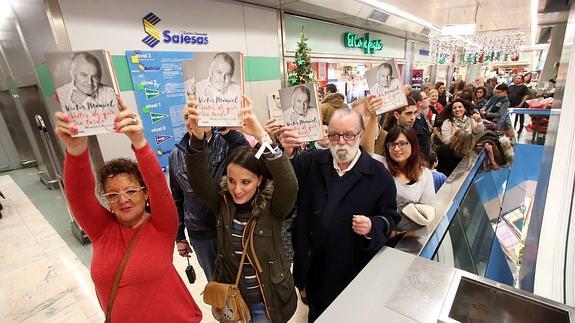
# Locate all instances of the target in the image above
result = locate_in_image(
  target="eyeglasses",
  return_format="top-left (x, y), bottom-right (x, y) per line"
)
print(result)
top-left (327, 132), bottom-right (361, 142)
top-left (100, 186), bottom-right (145, 203)
top-left (386, 141), bottom-right (410, 150)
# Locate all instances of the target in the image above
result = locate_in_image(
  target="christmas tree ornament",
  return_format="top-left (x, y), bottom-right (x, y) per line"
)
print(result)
top-left (288, 28), bottom-right (315, 86)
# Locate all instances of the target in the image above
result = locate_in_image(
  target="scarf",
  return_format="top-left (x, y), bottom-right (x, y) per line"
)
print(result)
top-left (453, 116), bottom-right (470, 132)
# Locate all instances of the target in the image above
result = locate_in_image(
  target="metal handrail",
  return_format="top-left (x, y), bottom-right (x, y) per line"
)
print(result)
top-left (396, 107), bottom-right (561, 258)
top-left (395, 150), bottom-right (486, 258)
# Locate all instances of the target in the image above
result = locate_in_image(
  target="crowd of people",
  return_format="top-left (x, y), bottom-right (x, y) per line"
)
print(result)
top-left (54, 72), bottom-right (526, 322)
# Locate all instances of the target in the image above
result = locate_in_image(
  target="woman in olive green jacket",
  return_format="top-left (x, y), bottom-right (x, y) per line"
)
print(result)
top-left (184, 96), bottom-right (298, 322)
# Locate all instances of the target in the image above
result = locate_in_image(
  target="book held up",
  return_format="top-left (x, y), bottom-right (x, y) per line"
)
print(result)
top-left (266, 93), bottom-right (284, 125)
top-left (182, 52), bottom-right (244, 127)
top-left (45, 50), bottom-right (120, 136)
top-left (365, 59), bottom-right (408, 115)
top-left (278, 83), bottom-right (323, 142)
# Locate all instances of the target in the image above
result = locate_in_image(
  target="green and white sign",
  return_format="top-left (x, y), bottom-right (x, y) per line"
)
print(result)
top-left (344, 32), bottom-right (383, 54)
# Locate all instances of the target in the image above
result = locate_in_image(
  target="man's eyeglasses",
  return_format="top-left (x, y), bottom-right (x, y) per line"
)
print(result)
top-left (100, 186), bottom-right (146, 203)
top-left (327, 132), bottom-right (361, 142)
top-left (386, 141), bottom-right (410, 150)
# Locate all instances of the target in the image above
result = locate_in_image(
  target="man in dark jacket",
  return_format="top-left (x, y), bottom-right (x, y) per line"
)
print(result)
top-left (320, 83), bottom-right (349, 125)
top-left (480, 83), bottom-right (511, 130)
top-left (411, 90), bottom-right (432, 163)
top-left (282, 108), bottom-right (399, 321)
top-left (170, 127), bottom-right (247, 280)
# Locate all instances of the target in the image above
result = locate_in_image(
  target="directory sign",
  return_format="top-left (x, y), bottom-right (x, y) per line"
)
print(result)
top-left (126, 50), bottom-right (194, 171)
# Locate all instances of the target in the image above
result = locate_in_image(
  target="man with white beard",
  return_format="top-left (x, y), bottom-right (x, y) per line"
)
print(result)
top-left (280, 108), bottom-right (399, 321)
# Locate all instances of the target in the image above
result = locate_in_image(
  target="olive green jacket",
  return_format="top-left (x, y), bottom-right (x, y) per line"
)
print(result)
top-left (185, 141), bottom-right (298, 322)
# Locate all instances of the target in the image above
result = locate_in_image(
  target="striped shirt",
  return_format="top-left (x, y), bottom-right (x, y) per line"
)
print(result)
top-left (231, 204), bottom-right (263, 304)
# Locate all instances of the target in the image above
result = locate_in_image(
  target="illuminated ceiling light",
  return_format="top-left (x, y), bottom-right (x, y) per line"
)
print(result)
top-left (358, 0), bottom-right (441, 32)
top-left (530, 0), bottom-right (538, 45)
top-left (0, 0), bottom-right (13, 19)
top-left (441, 23), bottom-right (477, 36)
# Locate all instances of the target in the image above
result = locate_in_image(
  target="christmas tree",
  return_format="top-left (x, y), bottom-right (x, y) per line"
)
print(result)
top-left (288, 28), bottom-right (314, 86)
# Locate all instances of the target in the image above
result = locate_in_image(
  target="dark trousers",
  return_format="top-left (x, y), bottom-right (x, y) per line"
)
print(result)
top-left (514, 113), bottom-right (525, 132)
top-left (308, 302), bottom-right (323, 322)
top-left (189, 238), bottom-right (217, 280)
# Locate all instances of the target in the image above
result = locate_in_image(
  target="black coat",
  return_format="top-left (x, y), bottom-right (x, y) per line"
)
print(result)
top-left (414, 115), bottom-right (432, 164)
top-left (291, 148), bottom-right (399, 320)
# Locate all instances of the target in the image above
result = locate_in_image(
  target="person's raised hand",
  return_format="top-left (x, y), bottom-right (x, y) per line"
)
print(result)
top-left (279, 126), bottom-right (303, 157)
top-left (114, 96), bottom-right (146, 149)
top-left (472, 112), bottom-right (482, 122)
top-left (265, 118), bottom-right (283, 143)
top-left (54, 111), bottom-right (88, 156)
top-left (367, 96), bottom-right (384, 116)
top-left (239, 95), bottom-right (266, 141)
top-left (183, 97), bottom-right (209, 140)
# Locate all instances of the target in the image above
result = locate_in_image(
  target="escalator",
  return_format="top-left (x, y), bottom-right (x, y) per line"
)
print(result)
top-left (318, 108), bottom-right (575, 322)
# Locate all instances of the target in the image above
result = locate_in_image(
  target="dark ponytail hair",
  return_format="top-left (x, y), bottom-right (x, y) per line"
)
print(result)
top-left (225, 146), bottom-right (270, 182)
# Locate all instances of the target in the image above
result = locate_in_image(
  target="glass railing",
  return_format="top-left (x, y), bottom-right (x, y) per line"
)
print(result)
top-left (402, 108), bottom-right (560, 288)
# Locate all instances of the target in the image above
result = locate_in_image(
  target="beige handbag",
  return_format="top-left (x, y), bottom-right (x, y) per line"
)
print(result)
top-left (203, 196), bottom-right (253, 322)
top-left (401, 203), bottom-right (436, 226)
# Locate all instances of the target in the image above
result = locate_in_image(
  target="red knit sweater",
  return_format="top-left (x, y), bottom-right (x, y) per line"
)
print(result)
top-left (64, 143), bottom-right (202, 322)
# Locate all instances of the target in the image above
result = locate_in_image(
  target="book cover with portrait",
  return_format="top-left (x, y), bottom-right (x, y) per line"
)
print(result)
top-left (278, 83), bottom-right (322, 142)
top-left (182, 52), bottom-right (244, 127)
top-left (365, 59), bottom-right (407, 115)
top-left (266, 92), bottom-right (284, 125)
top-left (46, 50), bottom-right (120, 137)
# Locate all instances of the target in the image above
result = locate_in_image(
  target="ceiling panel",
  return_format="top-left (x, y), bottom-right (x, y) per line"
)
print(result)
top-left (10, 0), bottom-right (58, 65)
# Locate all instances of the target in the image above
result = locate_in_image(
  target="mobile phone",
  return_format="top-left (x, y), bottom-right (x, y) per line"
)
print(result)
top-left (185, 258), bottom-right (196, 284)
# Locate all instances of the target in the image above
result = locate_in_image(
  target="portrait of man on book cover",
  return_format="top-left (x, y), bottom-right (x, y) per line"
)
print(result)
top-left (369, 62), bottom-right (401, 97)
top-left (55, 52), bottom-right (117, 111)
top-left (191, 52), bottom-right (241, 99)
top-left (279, 83), bottom-right (322, 142)
top-left (365, 59), bottom-right (407, 115)
top-left (46, 50), bottom-right (119, 136)
top-left (182, 52), bottom-right (244, 127)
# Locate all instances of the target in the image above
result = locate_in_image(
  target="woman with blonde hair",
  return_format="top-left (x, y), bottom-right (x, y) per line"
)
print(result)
top-left (435, 130), bottom-right (475, 177)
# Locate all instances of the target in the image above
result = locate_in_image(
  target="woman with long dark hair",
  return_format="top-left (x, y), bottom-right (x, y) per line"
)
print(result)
top-left (440, 99), bottom-right (484, 144)
top-left (383, 126), bottom-right (435, 233)
top-left (184, 96), bottom-right (298, 322)
top-left (435, 81), bottom-right (448, 106)
top-left (474, 86), bottom-right (488, 110)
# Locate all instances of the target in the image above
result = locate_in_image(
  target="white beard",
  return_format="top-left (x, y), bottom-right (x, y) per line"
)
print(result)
top-left (330, 143), bottom-right (359, 164)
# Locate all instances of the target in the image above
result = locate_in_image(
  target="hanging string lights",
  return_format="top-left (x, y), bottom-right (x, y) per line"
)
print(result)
top-left (430, 29), bottom-right (525, 65)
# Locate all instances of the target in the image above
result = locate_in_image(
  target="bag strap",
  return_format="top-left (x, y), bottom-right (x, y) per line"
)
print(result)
top-left (234, 221), bottom-right (256, 286)
top-left (223, 195), bottom-right (258, 287)
top-left (248, 220), bottom-right (263, 273)
top-left (105, 227), bottom-right (143, 323)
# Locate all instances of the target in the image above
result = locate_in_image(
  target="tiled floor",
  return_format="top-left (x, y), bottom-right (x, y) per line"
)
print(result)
top-left (0, 175), bottom-right (102, 322)
top-left (0, 171), bottom-right (308, 322)
top-left (5, 168), bottom-right (92, 267)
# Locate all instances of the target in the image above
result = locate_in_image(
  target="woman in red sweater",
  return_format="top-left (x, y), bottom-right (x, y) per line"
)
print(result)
top-left (55, 96), bottom-right (202, 322)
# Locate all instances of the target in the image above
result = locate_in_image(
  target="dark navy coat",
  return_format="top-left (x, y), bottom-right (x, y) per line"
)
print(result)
top-left (291, 147), bottom-right (399, 320)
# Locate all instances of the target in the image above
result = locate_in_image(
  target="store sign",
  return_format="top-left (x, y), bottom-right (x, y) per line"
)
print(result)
top-left (419, 49), bottom-right (430, 56)
top-left (411, 69), bottom-right (424, 86)
top-left (141, 12), bottom-right (209, 48)
top-left (343, 32), bottom-right (383, 54)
